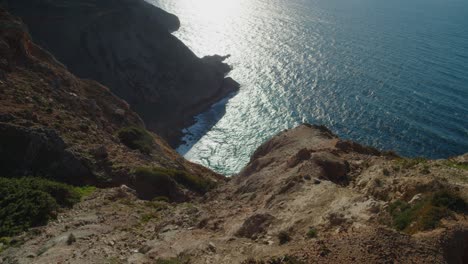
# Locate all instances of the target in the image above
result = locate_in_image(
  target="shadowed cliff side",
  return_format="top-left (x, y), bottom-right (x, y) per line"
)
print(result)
top-left (0, 8), bottom-right (223, 200)
top-left (1, 0), bottom-right (240, 146)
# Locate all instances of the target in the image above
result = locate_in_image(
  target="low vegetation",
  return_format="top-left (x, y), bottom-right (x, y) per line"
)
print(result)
top-left (278, 231), bottom-right (291, 245)
top-left (74, 185), bottom-right (97, 199)
top-left (0, 177), bottom-right (93, 238)
top-left (134, 167), bottom-right (216, 195)
top-left (116, 126), bottom-right (154, 154)
top-left (306, 227), bottom-right (317, 238)
top-left (388, 190), bottom-right (466, 234)
top-left (395, 157), bottom-right (428, 170)
top-left (443, 160), bottom-right (468, 171)
top-left (243, 255), bottom-right (305, 264)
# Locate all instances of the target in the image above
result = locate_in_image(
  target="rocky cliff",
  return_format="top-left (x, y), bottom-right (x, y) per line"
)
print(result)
top-left (1, 0), bottom-right (239, 145)
top-left (0, 4), bottom-right (467, 264)
top-left (2, 124), bottom-right (467, 263)
top-left (0, 8), bottom-right (222, 199)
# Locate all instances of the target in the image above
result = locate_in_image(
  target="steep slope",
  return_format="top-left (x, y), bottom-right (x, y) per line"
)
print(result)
top-left (3, 125), bottom-right (467, 263)
top-left (1, 0), bottom-right (240, 145)
top-left (0, 8), bottom-right (222, 199)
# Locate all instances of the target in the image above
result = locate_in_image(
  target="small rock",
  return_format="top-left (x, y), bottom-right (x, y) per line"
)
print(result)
top-left (367, 202), bottom-right (381, 213)
top-left (26, 252), bottom-right (37, 258)
top-left (138, 245), bottom-right (152, 254)
top-left (409, 193), bottom-right (423, 205)
top-left (235, 213), bottom-right (275, 239)
top-left (208, 242), bottom-right (216, 252)
top-left (114, 108), bottom-right (125, 116)
top-left (313, 178), bottom-right (321, 184)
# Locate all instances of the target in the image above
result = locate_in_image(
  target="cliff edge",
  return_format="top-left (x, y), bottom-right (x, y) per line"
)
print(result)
top-left (1, 0), bottom-right (240, 145)
top-left (3, 124), bottom-right (467, 263)
top-left (0, 8), bottom-right (222, 201)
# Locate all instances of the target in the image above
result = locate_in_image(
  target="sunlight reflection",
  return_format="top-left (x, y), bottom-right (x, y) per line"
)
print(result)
top-left (156, 0), bottom-right (253, 60)
top-left (185, 0), bottom-right (244, 20)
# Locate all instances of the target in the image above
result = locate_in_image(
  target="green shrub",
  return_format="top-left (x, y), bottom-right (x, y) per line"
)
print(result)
top-left (171, 170), bottom-right (216, 194)
top-left (74, 186), bottom-right (97, 199)
top-left (152, 196), bottom-right (170, 203)
top-left (395, 157), bottom-right (428, 170)
top-left (116, 126), bottom-right (154, 154)
top-left (431, 190), bottom-right (466, 212)
top-left (388, 190), bottom-right (466, 234)
top-left (133, 167), bottom-right (177, 200)
top-left (443, 161), bottom-right (468, 171)
top-left (0, 177), bottom-right (84, 237)
top-left (134, 167), bottom-right (216, 195)
top-left (306, 227), bottom-right (317, 238)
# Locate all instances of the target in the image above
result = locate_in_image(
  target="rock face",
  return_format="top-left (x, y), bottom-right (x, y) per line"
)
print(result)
top-left (0, 123), bottom-right (94, 185)
top-left (2, 0), bottom-right (240, 145)
top-left (0, 8), bottom-right (221, 193)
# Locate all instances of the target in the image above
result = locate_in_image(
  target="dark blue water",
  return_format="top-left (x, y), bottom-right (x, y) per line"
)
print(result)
top-left (150, 0), bottom-right (468, 175)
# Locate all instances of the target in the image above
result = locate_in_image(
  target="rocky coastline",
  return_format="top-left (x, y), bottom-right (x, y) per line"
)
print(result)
top-left (1, 0), bottom-right (240, 146)
top-left (0, 2), bottom-right (467, 264)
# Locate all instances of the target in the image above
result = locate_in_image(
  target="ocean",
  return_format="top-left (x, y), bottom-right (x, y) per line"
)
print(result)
top-left (149, 0), bottom-right (468, 175)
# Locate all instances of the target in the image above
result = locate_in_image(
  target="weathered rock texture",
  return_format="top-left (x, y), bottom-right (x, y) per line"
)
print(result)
top-left (3, 124), bottom-right (467, 263)
top-left (1, 0), bottom-right (239, 145)
top-left (0, 9), bottom-right (222, 196)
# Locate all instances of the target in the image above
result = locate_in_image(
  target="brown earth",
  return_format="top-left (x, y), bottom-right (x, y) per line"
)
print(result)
top-left (2, 125), bottom-right (467, 263)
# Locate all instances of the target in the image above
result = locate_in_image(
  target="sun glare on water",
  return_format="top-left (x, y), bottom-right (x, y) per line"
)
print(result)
top-left (190, 0), bottom-right (243, 20)
top-left (152, 0), bottom-right (253, 57)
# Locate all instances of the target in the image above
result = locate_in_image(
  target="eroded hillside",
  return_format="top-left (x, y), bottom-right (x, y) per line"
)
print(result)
top-left (3, 125), bottom-right (467, 263)
top-left (0, 8), bottom-right (222, 199)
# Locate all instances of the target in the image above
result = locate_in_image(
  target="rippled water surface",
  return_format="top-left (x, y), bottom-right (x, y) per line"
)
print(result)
top-left (149, 0), bottom-right (468, 175)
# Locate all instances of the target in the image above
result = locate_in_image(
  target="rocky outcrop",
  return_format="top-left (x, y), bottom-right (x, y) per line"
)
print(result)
top-left (1, 0), bottom-right (240, 145)
top-left (0, 123), bottom-right (94, 185)
top-left (3, 123), bottom-right (466, 263)
top-left (0, 9), bottom-right (222, 193)
top-left (0, 4), bottom-right (467, 263)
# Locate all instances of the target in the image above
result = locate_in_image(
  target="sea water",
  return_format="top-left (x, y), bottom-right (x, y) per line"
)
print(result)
top-left (149, 0), bottom-right (468, 175)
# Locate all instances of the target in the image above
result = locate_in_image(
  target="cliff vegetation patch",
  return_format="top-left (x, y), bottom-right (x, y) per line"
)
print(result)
top-left (117, 126), bottom-right (154, 154)
top-left (133, 167), bottom-right (216, 200)
top-left (0, 177), bottom-right (93, 238)
top-left (242, 255), bottom-right (305, 264)
top-left (388, 190), bottom-right (466, 234)
top-left (443, 160), bottom-right (468, 171)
